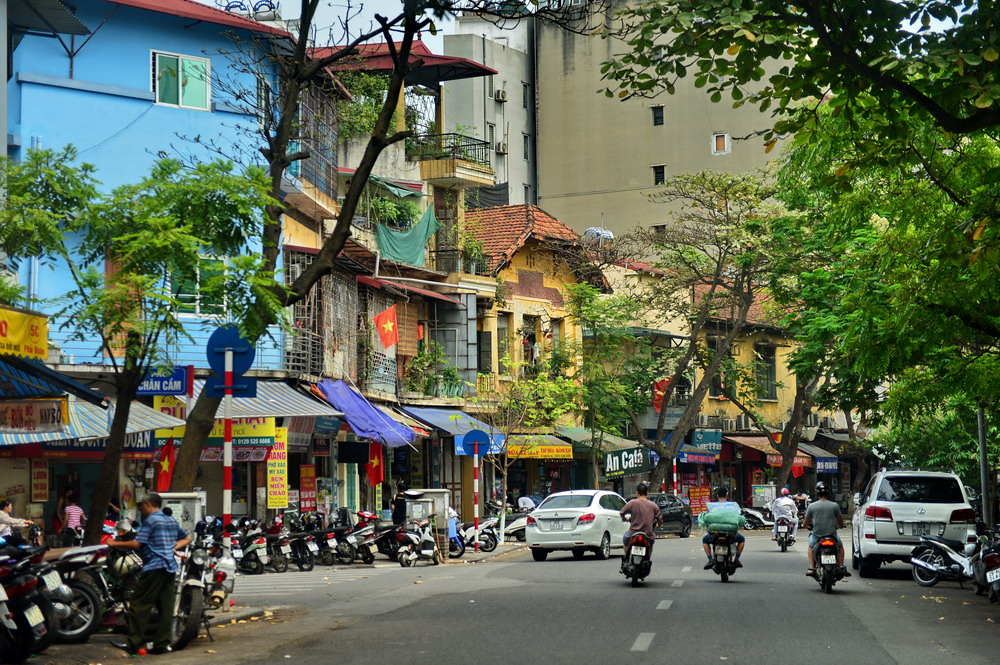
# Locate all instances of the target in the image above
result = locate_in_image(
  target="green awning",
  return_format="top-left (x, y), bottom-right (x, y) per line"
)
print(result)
top-left (554, 426), bottom-right (638, 453)
top-left (369, 174), bottom-right (425, 198)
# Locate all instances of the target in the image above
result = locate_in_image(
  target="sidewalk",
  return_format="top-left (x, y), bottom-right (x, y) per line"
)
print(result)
top-left (446, 539), bottom-right (527, 564)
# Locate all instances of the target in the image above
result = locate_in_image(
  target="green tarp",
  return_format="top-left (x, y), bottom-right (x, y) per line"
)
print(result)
top-left (374, 207), bottom-right (441, 267)
top-left (369, 174), bottom-right (425, 198)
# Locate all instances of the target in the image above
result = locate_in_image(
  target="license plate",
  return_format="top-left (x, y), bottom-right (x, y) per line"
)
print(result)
top-left (821, 554), bottom-right (836, 565)
top-left (631, 546), bottom-right (646, 556)
top-left (714, 545), bottom-right (729, 556)
top-left (987, 568), bottom-right (1000, 584)
top-left (232, 548), bottom-right (243, 558)
top-left (281, 544), bottom-right (292, 554)
top-left (43, 571), bottom-right (61, 589)
top-left (912, 522), bottom-right (930, 536)
top-left (347, 536), bottom-right (358, 545)
top-left (307, 542), bottom-right (319, 552)
top-left (777, 526), bottom-right (789, 533)
top-left (549, 520), bottom-right (563, 531)
top-left (24, 604), bottom-right (44, 627)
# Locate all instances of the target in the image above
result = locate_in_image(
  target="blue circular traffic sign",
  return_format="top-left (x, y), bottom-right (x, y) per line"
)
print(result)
top-left (206, 325), bottom-right (256, 377)
top-left (462, 429), bottom-right (492, 456)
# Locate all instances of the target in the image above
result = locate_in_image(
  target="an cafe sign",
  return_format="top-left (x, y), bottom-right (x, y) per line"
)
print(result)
top-left (604, 446), bottom-right (653, 479)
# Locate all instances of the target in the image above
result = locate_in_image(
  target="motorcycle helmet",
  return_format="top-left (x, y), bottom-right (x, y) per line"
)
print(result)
top-left (815, 481), bottom-right (829, 497)
top-left (781, 488), bottom-right (790, 496)
top-left (109, 550), bottom-right (142, 578)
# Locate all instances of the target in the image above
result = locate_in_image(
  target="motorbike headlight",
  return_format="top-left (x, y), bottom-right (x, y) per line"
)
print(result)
top-left (191, 549), bottom-right (208, 567)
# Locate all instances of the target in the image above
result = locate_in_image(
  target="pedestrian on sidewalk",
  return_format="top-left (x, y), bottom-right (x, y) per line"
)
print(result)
top-left (107, 492), bottom-right (191, 656)
top-left (391, 483), bottom-right (408, 525)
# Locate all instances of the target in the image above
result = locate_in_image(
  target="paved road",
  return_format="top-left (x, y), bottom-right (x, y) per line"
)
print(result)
top-left (40, 532), bottom-right (1000, 664)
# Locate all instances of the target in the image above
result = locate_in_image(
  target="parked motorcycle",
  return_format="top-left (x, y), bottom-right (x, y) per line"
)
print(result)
top-left (707, 531), bottom-right (739, 582)
top-left (398, 516), bottom-right (441, 567)
top-left (620, 532), bottom-right (653, 587)
top-left (811, 536), bottom-right (845, 593)
top-left (775, 516), bottom-right (796, 552)
top-left (974, 525), bottom-right (1000, 603)
top-left (503, 511), bottom-right (531, 542)
top-left (227, 519), bottom-right (270, 575)
top-left (0, 539), bottom-right (50, 663)
top-left (911, 532), bottom-right (980, 588)
top-left (457, 515), bottom-right (499, 553)
top-left (197, 518), bottom-right (236, 610)
top-left (42, 547), bottom-right (105, 643)
top-left (741, 506), bottom-right (773, 531)
top-left (170, 542), bottom-right (206, 651)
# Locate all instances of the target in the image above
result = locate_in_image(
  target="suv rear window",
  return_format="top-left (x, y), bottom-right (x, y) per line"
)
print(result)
top-left (876, 476), bottom-right (964, 503)
top-left (539, 495), bottom-right (595, 509)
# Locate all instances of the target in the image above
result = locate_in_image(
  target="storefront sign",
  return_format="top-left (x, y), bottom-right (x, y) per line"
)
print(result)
top-left (0, 305), bottom-right (48, 360)
top-left (0, 399), bottom-right (67, 433)
top-left (604, 447), bottom-right (653, 479)
top-left (30, 459), bottom-right (48, 502)
top-left (198, 447), bottom-right (271, 463)
top-left (688, 486), bottom-right (711, 516)
top-left (506, 442), bottom-right (573, 460)
top-left (136, 367), bottom-right (188, 396)
top-left (692, 428), bottom-right (723, 453)
top-left (313, 438), bottom-right (330, 457)
top-left (316, 477), bottom-right (334, 514)
top-left (314, 416), bottom-right (342, 435)
top-left (766, 453), bottom-right (812, 467)
top-left (815, 458), bottom-right (839, 473)
top-left (267, 427), bottom-right (288, 509)
top-left (286, 417), bottom-right (315, 453)
top-left (659, 407), bottom-right (685, 430)
top-left (300, 464), bottom-right (317, 511)
top-left (154, 396), bottom-right (275, 446)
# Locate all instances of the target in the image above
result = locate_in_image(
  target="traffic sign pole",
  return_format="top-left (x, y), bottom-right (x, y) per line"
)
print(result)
top-left (223, 350), bottom-right (233, 529)
top-left (473, 442), bottom-right (480, 553)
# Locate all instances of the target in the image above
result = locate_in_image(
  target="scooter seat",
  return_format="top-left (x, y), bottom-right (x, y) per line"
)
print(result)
top-left (923, 535), bottom-right (966, 552)
top-left (43, 545), bottom-right (106, 562)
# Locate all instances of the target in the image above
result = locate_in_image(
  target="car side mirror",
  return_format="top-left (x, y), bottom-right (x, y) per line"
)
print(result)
top-left (852, 493), bottom-right (861, 505)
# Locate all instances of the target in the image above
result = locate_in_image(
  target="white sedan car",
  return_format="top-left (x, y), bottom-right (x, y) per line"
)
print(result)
top-left (526, 490), bottom-right (629, 561)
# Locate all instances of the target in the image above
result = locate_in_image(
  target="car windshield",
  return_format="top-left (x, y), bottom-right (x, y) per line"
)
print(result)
top-left (877, 477), bottom-right (965, 503)
top-left (539, 494), bottom-right (595, 509)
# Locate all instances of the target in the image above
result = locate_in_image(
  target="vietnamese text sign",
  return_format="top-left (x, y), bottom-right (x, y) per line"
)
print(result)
top-left (137, 367), bottom-right (188, 396)
top-left (267, 428), bottom-right (288, 509)
top-left (300, 464), bottom-right (317, 511)
top-left (506, 443), bottom-right (573, 460)
top-left (816, 458), bottom-right (839, 473)
top-left (0, 399), bottom-right (67, 433)
top-left (30, 459), bottom-right (48, 502)
top-left (604, 447), bottom-right (653, 479)
top-left (153, 395), bottom-right (275, 446)
top-left (286, 416), bottom-right (316, 453)
top-left (0, 305), bottom-right (48, 360)
top-left (688, 486), bottom-right (711, 516)
top-left (766, 452), bottom-right (812, 468)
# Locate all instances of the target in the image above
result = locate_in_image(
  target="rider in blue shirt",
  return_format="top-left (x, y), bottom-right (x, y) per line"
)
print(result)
top-left (699, 485), bottom-right (746, 569)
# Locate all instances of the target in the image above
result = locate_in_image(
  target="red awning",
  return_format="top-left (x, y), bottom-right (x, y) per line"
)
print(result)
top-left (357, 275), bottom-right (464, 306)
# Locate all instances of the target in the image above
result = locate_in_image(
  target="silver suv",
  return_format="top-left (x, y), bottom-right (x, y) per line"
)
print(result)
top-left (851, 468), bottom-right (976, 578)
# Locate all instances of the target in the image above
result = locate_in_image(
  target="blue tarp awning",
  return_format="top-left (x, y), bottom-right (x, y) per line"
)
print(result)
top-left (315, 380), bottom-right (414, 448)
top-left (400, 407), bottom-right (504, 455)
top-left (0, 355), bottom-right (106, 406)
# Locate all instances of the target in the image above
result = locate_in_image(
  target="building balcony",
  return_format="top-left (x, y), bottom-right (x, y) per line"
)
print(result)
top-left (428, 249), bottom-right (488, 275)
top-left (406, 133), bottom-right (495, 188)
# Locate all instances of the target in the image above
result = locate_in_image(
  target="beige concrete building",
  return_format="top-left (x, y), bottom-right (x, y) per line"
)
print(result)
top-left (534, 0), bottom-right (776, 237)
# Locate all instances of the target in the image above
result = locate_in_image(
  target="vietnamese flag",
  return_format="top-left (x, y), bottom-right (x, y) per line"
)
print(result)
top-left (373, 305), bottom-right (399, 349)
top-left (157, 438), bottom-right (176, 492)
top-left (365, 441), bottom-right (385, 486)
top-left (652, 379), bottom-right (671, 413)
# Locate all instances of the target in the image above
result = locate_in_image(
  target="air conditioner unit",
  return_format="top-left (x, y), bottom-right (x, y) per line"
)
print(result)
top-left (495, 141), bottom-right (508, 154)
top-left (723, 418), bottom-right (736, 432)
top-left (697, 414), bottom-right (711, 428)
top-left (806, 412), bottom-right (820, 428)
top-left (778, 420), bottom-right (788, 431)
top-left (735, 414), bottom-right (751, 431)
top-left (494, 89), bottom-right (508, 102)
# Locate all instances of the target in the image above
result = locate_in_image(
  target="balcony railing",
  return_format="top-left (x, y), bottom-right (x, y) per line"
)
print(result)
top-left (428, 249), bottom-right (488, 275)
top-left (405, 133), bottom-right (491, 167)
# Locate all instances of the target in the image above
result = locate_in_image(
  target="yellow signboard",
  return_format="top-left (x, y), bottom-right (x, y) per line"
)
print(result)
top-left (267, 428), bottom-right (288, 509)
top-left (153, 395), bottom-right (276, 446)
top-left (0, 305), bottom-right (48, 360)
top-left (507, 443), bottom-right (573, 460)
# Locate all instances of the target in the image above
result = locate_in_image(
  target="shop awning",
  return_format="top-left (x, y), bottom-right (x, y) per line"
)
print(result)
top-left (357, 275), bottom-right (464, 306)
top-left (0, 355), bottom-right (107, 406)
top-left (373, 404), bottom-right (431, 437)
top-left (315, 380), bottom-right (414, 447)
top-left (677, 444), bottom-right (718, 464)
top-left (400, 406), bottom-right (504, 455)
top-left (0, 398), bottom-right (184, 446)
top-left (189, 380), bottom-right (342, 419)
top-left (554, 426), bottom-right (638, 453)
top-left (9, 0), bottom-right (90, 36)
top-left (797, 442), bottom-right (838, 473)
top-left (507, 434), bottom-right (573, 460)
top-left (724, 435), bottom-right (779, 455)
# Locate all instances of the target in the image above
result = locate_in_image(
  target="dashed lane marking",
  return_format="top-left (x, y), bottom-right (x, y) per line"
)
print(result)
top-left (656, 600), bottom-right (673, 610)
top-left (630, 633), bottom-right (655, 652)
top-left (681, 566), bottom-right (692, 572)
top-left (671, 580), bottom-right (684, 587)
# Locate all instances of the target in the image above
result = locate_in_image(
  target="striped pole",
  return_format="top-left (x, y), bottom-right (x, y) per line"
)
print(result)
top-left (672, 456), bottom-right (679, 496)
top-left (473, 442), bottom-right (480, 553)
top-left (223, 349), bottom-right (233, 530)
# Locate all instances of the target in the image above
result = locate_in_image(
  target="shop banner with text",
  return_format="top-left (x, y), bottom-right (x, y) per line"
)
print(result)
top-left (0, 399), bottom-right (67, 433)
top-left (688, 486), bottom-right (711, 516)
top-left (30, 459), bottom-right (48, 502)
top-left (300, 464), bottom-right (317, 511)
top-left (267, 428), bottom-right (288, 509)
top-left (153, 395), bottom-right (275, 446)
top-left (0, 306), bottom-right (48, 360)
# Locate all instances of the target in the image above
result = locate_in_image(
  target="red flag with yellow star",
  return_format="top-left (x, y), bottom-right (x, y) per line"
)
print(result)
top-left (156, 437), bottom-right (176, 492)
top-left (373, 305), bottom-right (399, 349)
top-left (365, 441), bottom-right (384, 486)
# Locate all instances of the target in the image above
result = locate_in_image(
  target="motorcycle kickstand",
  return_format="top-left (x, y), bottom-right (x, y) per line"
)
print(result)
top-left (201, 614), bottom-right (215, 642)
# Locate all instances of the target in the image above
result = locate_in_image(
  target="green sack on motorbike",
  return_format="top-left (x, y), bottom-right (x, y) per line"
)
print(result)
top-left (698, 509), bottom-right (745, 533)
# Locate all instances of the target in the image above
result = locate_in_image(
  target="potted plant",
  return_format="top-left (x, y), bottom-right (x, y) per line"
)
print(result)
top-left (440, 366), bottom-right (463, 398)
top-left (404, 341), bottom-right (446, 395)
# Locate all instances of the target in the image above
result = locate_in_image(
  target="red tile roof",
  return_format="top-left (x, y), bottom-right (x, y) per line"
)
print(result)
top-left (693, 283), bottom-right (776, 327)
top-left (104, 0), bottom-right (291, 36)
top-left (315, 40), bottom-right (496, 86)
top-left (464, 204), bottom-right (581, 273)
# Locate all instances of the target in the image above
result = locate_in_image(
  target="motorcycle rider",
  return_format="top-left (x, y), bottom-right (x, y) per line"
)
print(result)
top-left (792, 489), bottom-right (810, 518)
top-left (770, 488), bottom-right (798, 541)
top-left (618, 482), bottom-right (662, 558)
top-left (699, 485), bottom-right (746, 569)
top-left (801, 482), bottom-right (850, 578)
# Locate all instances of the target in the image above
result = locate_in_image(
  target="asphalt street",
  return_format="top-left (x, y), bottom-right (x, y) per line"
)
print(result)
top-left (42, 532), bottom-right (1000, 664)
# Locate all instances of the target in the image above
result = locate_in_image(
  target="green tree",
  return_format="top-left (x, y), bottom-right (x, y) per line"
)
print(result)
top-left (0, 148), bottom-right (274, 544)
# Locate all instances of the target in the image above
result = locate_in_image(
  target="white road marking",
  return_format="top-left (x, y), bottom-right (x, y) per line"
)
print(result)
top-left (681, 566), bottom-right (692, 573)
top-left (656, 600), bottom-right (673, 610)
top-left (671, 579), bottom-right (684, 587)
top-left (630, 633), bottom-right (655, 652)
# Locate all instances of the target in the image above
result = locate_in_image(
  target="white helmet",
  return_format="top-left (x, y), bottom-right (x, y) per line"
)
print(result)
top-left (110, 551), bottom-right (142, 578)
